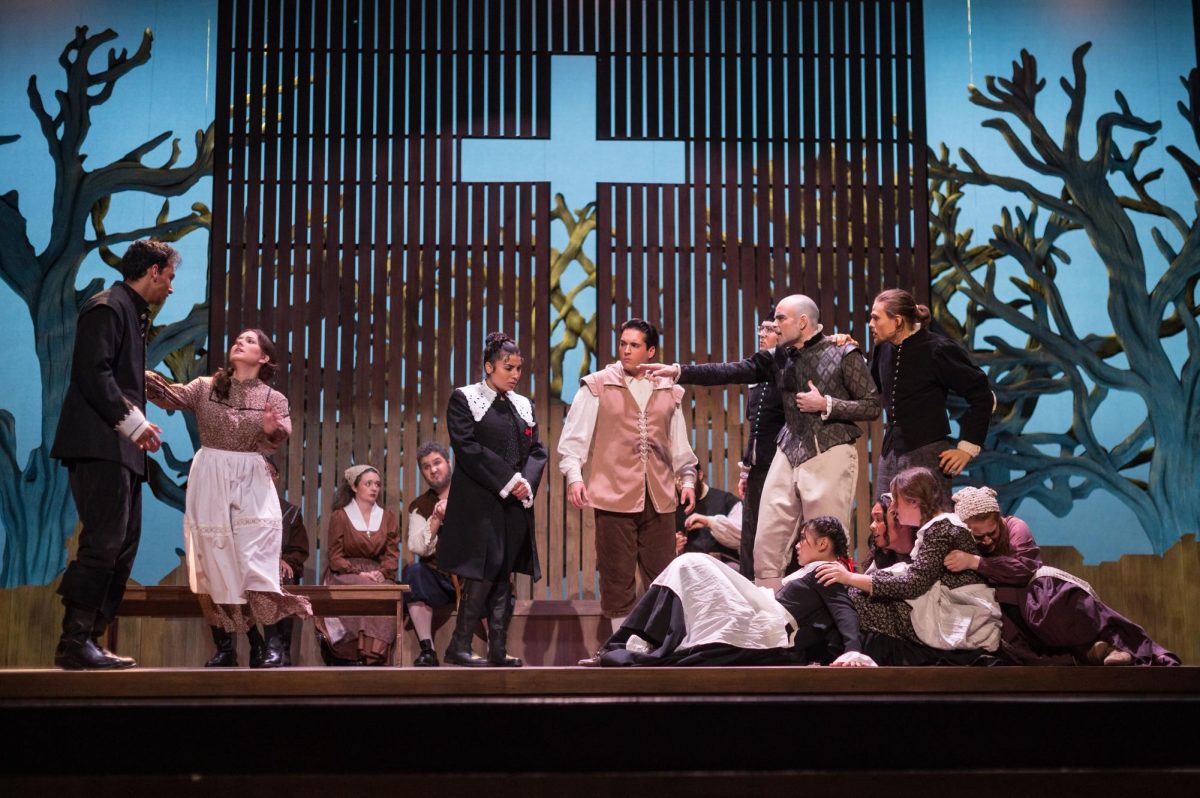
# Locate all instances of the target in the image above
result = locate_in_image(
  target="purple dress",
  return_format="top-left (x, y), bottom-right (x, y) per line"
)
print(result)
top-left (980, 517), bottom-right (1179, 666)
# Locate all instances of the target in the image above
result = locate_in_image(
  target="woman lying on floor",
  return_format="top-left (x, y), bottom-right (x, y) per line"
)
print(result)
top-left (946, 486), bottom-right (1180, 666)
top-left (593, 516), bottom-right (873, 666)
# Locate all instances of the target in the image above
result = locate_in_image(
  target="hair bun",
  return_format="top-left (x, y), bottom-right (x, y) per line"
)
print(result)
top-left (485, 332), bottom-right (511, 346)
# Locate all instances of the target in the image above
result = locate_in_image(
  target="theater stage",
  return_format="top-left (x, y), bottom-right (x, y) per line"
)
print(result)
top-left (2, 666), bottom-right (1199, 795)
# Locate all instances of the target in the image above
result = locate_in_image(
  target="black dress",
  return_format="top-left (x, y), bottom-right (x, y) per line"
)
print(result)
top-left (438, 383), bottom-right (548, 583)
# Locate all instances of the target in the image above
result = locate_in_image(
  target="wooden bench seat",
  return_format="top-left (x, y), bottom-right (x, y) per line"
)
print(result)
top-left (112, 584), bottom-right (410, 665)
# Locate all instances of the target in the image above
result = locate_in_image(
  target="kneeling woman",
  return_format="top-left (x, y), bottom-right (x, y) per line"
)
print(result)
top-left (314, 464), bottom-right (401, 665)
top-left (947, 486), bottom-right (1179, 666)
top-left (594, 516), bottom-right (868, 666)
top-left (817, 466), bottom-right (1002, 665)
top-left (439, 333), bottom-right (547, 667)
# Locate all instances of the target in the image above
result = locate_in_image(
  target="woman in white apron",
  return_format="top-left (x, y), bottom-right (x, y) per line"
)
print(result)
top-left (146, 329), bottom-right (311, 668)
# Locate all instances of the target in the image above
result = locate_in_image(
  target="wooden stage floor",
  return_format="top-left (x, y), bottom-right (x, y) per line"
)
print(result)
top-left (3, 666), bottom-right (1199, 794)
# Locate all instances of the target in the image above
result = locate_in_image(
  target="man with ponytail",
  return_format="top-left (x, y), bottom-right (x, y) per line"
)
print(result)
top-left (867, 289), bottom-right (994, 499)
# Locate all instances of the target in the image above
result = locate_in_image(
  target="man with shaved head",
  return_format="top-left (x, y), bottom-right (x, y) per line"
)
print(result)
top-left (643, 294), bottom-right (879, 590)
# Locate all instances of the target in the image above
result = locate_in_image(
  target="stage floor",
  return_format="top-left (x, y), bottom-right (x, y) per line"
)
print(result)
top-left (2, 663), bottom-right (1198, 699)
top-left (3, 666), bottom-right (1199, 791)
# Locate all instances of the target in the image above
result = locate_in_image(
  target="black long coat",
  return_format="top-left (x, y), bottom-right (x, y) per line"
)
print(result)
top-left (51, 281), bottom-right (149, 475)
top-left (438, 385), bottom-right (548, 582)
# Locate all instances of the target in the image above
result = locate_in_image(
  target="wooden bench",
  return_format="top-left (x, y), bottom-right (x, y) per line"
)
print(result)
top-left (111, 584), bottom-right (410, 665)
top-left (396, 598), bottom-right (611, 667)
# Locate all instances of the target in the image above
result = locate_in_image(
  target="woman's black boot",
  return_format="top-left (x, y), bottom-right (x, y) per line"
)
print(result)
top-left (204, 625), bottom-right (238, 667)
top-left (248, 626), bottom-right (283, 669)
top-left (486, 581), bottom-right (522, 667)
top-left (444, 579), bottom-right (492, 667)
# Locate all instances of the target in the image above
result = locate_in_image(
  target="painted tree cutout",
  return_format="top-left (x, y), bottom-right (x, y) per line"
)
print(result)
top-left (0, 26), bottom-right (214, 585)
top-left (928, 43), bottom-right (1200, 553)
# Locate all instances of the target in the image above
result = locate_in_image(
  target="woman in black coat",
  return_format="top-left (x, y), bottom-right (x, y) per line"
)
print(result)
top-left (439, 332), bottom-right (548, 667)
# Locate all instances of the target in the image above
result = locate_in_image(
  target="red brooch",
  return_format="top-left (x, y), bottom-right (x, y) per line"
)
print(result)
top-left (523, 426), bottom-right (533, 438)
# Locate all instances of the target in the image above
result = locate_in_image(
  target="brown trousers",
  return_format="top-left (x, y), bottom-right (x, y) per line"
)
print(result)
top-left (594, 491), bottom-right (676, 618)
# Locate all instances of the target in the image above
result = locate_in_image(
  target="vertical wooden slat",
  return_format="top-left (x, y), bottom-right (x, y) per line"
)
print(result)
top-left (370, 0), bottom-right (391, 480)
top-left (832, 0), bottom-right (850, 337)
top-left (520, 0), bottom-right (534, 138)
top-left (352, 0), bottom-right (373, 471)
top-left (303, 0), bottom-right (327, 538)
top-left (567, 0), bottom-right (581, 52)
top-left (209, 0), bottom-right (235, 369)
top-left (864, 0), bottom-right (883, 304)
top-left (260, 0), bottom-right (281, 336)
top-left (786, 0), bottom-right (802, 291)
top-left (816, 0), bottom-right (833, 319)
top-left (281, 0), bottom-right (304, 503)
top-left (387, 0), bottom-right (408, 516)
top-left (910, 0), bottom-right (931, 304)
top-left (848, 0), bottom-right (866, 342)
top-left (225, 0), bottom-right (251, 344)
top-left (597, 4), bottom-right (611, 140)
top-left (244, 0), bottom-right (267, 334)
top-left (894, 0), bottom-right (914, 294)
top-left (879, 0), bottom-right (898, 287)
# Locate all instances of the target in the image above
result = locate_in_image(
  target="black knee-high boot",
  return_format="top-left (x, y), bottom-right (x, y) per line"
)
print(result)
top-left (248, 625), bottom-right (283, 669)
top-left (444, 578), bottom-right (492, 667)
top-left (205, 626), bottom-right (238, 667)
top-left (272, 618), bottom-right (294, 666)
top-left (486, 581), bottom-right (522, 667)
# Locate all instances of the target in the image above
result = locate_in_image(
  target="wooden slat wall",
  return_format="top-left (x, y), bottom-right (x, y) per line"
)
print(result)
top-left (211, 0), bottom-right (930, 596)
top-left (597, 0), bottom-right (928, 553)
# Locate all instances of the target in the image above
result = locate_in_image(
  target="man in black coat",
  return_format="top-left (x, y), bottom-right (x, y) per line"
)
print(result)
top-left (50, 240), bottom-right (179, 669)
top-left (736, 316), bottom-right (785, 574)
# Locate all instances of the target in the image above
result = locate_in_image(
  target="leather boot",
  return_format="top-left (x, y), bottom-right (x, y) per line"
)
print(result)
top-left (263, 623), bottom-right (288, 667)
top-left (247, 624), bottom-right (284, 667)
top-left (248, 626), bottom-right (283, 669)
top-left (444, 579), bottom-right (492, 667)
top-left (486, 581), bottom-right (522, 667)
top-left (205, 626), bottom-right (238, 667)
top-left (90, 614), bottom-right (137, 668)
top-left (275, 617), bottom-right (295, 666)
top-left (54, 605), bottom-right (132, 670)
top-left (414, 639), bottom-right (439, 667)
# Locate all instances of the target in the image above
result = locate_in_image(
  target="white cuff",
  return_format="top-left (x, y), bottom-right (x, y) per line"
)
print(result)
top-left (517, 477), bottom-right (534, 509)
top-left (956, 440), bottom-right (982, 457)
top-left (565, 466), bottom-right (585, 485)
top-left (831, 651), bottom-right (878, 667)
top-left (820, 394), bottom-right (833, 421)
top-left (116, 405), bottom-right (152, 442)
top-left (499, 472), bottom-right (522, 499)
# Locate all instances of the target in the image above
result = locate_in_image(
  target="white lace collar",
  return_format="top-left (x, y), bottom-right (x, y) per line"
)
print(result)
top-left (345, 501), bottom-right (385, 534)
top-left (458, 381), bottom-right (534, 425)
